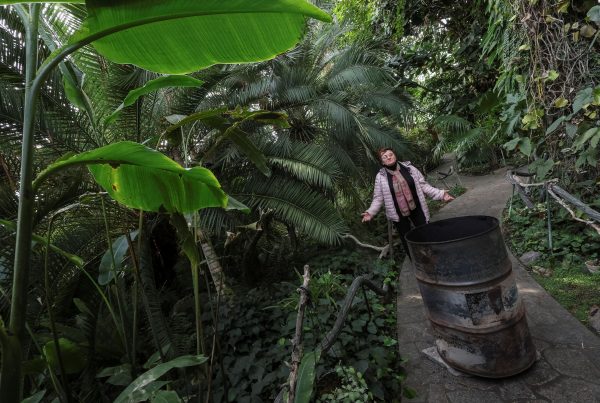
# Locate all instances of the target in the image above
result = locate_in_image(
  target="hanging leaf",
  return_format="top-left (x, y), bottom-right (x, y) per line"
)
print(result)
top-left (588, 6), bottom-right (600, 24)
top-left (503, 137), bottom-right (520, 151)
top-left (34, 142), bottom-right (227, 213)
top-left (519, 138), bottom-right (532, 156)
top-left (546, 116), bottom-right (565, 135)
top-left (150, 391), bottom-right (182, 403)
top-left (96, 364), bottom-right (133, 386)
top-left (68, 1), bottom-right (331, 74)
top-left (114, 355), bottom-right (207, 403)
top-left (573, 87), bottom-right (594, 114)
top-left (21, 391), bottom-right (46, 403)
top-left (553, 97), bottom-right (569, 108)
top-left (42, 338), bottom-right (87, 375)
top-left (294, 350), bottom-right (320, 403)
top-left (105, 75), bottom-right (204, 125)
top-left (98, 230), bottom-right (139, 285)
top-left (580, 24), bottom-right (597, 38)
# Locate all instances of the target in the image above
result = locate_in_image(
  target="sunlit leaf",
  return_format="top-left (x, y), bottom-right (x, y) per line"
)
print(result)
top-left (42, 338), bottom-right (87, 375)
top-left (74, 1), bottom-right (331, 74)
top-left (553, 97), bottom-right (569, 108)
top-left (34, 142), bottom-right (227, 213)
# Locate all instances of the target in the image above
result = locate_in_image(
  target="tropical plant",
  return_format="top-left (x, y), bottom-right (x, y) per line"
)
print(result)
top-left (0, 1), bottom-right (330, 401)
top-left (165, 24), bottom-right (413, 260)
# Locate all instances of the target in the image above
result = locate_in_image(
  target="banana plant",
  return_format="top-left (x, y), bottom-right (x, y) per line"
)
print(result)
top-left (1, 1), bottom-right (330, 401)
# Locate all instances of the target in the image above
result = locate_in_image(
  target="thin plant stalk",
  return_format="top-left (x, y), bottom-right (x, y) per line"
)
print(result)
top-left (100, 198), bottom-right (134, 370)
top-left (44, 217), bottom-right (71, 403)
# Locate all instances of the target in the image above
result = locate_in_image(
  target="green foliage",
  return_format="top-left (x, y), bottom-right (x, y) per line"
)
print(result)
top-left (35, 141), bottom-right (227, 213)
top-left (114, 355), bottom-right (207, 403)
top-left (317, 365), bottom-right (372, 403)
top-left (503, 197), bottom-right (600, 324)
top-left (76, 0), bottom-right (331, 74)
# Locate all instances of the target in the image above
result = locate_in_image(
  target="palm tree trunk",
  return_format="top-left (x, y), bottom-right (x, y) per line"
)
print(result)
top-left (196, 229), bottom-right (230, 296)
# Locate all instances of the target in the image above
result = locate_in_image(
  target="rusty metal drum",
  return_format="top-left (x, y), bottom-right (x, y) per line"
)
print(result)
top-left (405, 215), bottom-right (536, 378)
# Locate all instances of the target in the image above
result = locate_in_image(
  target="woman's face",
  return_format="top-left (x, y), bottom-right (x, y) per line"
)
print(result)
top-left (380, 150), bottom-right (396, 165)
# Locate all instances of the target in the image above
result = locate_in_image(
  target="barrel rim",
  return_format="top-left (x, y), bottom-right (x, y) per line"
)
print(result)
top-left (405, 215), bottom-right (499, 245)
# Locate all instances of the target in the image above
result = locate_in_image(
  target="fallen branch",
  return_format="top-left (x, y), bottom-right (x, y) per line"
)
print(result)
top-left (547, 187), bottom-right (600, 235)
top-left (319, 274), bottom-right (392, 353)
top-left (341, 234), bottom-right (391, 259)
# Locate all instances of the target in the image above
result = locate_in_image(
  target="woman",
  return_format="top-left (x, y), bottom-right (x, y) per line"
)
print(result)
top-left (362, 148), bottom-right (454, 258)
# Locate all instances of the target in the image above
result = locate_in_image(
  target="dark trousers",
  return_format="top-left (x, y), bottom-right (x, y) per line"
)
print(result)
top-left (393, 203), bottom-right (427, 260)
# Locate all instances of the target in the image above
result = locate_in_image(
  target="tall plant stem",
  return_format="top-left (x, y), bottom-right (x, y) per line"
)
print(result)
top-left (100, 199), bottom-right (134, 370)
top-left (2, 5), bottom-right (41, 402)
top-left (44, 218), bottom-right (71, 403)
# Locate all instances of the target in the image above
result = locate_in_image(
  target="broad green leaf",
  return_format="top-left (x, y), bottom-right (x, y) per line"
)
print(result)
top-left (75, 1), bottom-right (331, 74)
top-left (42, 338), bottom-right (87, 375)
top-left (503, 137), bottom-right (520, 151)
top-left (150, 391), bottom-right (182, 403)
top-left (519, 138), bottom-right (532, 156)
top-left (530, 158), bottom-right (555, 180)
top-left (96, 364), bottom-right (133, 386)
top-left (294, 350), bottom-right (320, 403)
top-left (591, 132), bottom-right (600, 149)
top-left (546, 116), bottom-right (565, 135)
top-left (553, 97), bottom-right (568, 108)
top-left (21, 391), bottom-right (46, 403)
top-left (98, 230), bottom-right (139, 285)
top-left (565, 122), bottom-right (578, 138)
top-left (0, 219), bottom-right (84, 267)
top-left (581, 24), bottom-right (597, 38)
top-left (574, 128), bottom-right (600, 150)
top-left (105, 75), bottom-right (203, 125)
top-left (114, 355), bottom-right (208, 403)
top-left (34, 142), bottom-right (227, 213)
top-left (588, 6), bottom-right (600, 23)
top-left (573, 87), bottom-right (593, 113)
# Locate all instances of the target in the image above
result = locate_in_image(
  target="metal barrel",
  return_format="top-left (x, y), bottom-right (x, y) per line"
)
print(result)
top-left (405, 215), bottom-right (536, 378)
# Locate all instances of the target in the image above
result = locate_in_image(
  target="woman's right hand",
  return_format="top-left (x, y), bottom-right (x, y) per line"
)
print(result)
top-left (361, 212), bottom-right (372, 222)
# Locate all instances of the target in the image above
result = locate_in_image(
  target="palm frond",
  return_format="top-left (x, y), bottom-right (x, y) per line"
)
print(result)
top-left (235, 176), bottom-right (348, 244)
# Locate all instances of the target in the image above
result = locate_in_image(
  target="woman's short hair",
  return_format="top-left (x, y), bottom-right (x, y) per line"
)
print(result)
top-left (378, 147), bottom-right (394, 157)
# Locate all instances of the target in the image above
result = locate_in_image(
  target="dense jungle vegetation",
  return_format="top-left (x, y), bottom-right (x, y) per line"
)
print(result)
top-left (0, 0), bottom-right (599, 402)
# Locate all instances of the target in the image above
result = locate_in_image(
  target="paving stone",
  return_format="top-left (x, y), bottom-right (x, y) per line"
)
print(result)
top-left (543, 347), bottom-right (600, 383)
top-left (519, 359), bottom-right (560, 387)
top-left (446, 389), bottom-right (503, 403)
top-left (536, 377), bottom-right (600, 402)
top-left (498, 379), bottom-right (538, 400)
top-left (397, 305), bottom-right (427, 324)
top-left (397, 322), bottom-right (433, 344)
top-left (427, 383), bottom-right (449, 403)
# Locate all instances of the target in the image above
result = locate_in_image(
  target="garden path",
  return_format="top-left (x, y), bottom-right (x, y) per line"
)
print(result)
top-left (396, 157), bottom-right (600, 402)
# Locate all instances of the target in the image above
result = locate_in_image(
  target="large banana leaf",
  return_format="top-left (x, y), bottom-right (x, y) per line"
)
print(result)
top-left (34, 142), bottom-right (227, 213)
top-left (68, 0), bottom-right (332, 74)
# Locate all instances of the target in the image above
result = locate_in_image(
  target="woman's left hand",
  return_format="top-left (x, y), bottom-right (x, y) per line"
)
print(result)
top-left (442, 191), bottom-right (455, 202)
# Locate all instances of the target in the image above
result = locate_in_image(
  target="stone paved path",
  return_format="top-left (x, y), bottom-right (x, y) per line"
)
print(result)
top-left (396, 162), bottom-right (600, 402)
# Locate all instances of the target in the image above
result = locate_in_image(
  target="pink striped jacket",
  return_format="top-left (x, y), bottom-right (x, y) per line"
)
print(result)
top-left (365, 161), bottom-right (445, 223)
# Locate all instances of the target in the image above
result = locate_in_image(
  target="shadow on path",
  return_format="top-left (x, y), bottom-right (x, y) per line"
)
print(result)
top-left (396, 166), bottom-right (600, 402)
